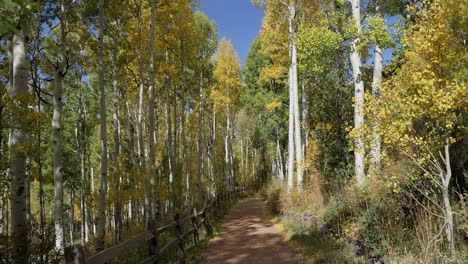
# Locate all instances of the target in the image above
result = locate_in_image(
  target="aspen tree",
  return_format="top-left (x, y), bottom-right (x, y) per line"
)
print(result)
top-left (96, 0), bottom-right (109, 251)
top-left (148, 0), bottom-right (157, 218)
top-left (10, 8), bottom-right (31, 264)
top-left (53, 0), bottom-right (67, 252)
top-left (349, 0), bottom-right (365, 184)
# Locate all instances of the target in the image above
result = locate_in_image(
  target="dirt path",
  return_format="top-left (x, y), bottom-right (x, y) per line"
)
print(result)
top-left (199, 198), bottom-right (297, 264)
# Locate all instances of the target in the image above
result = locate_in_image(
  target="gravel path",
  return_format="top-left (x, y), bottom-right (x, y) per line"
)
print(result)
top-left (199, 198), bottom-right (297, 264)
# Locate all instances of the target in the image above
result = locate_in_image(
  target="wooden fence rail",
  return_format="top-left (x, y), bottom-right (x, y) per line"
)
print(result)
top-left (65, 186), bottom-right (249, 264)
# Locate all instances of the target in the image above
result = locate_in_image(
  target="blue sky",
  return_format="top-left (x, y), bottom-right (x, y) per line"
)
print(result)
top-left (197, 1), bottom-right (400, 66)
top-left (198, 0), bottom-right (264, 65)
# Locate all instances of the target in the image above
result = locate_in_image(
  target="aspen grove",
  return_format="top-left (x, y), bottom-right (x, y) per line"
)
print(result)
top-left (0, 0), bottom-right (466, 263)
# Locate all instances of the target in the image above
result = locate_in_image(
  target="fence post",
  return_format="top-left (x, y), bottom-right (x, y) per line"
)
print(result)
top-left (174, 213), bottom-right (185, 264)
top-left (64, 245), bottom-right (85, 264)
top-left (147, 219), bottom-right (158, 264)
top-left (191, 208), bottom-right (200, 245)
top-left (153, 229), bottom-right (160, 264)
top-left (202, 209), bottom-right (213, 236)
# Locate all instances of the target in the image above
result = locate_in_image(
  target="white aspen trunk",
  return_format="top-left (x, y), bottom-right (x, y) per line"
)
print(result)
top-left (148, 0), bottom-right (157, 219)
top-left (136, 4), bottom-right (151, 222)
top-left (173, 91), bottom-right (178, 186)
top-left (167, 98), bottom-right (174, 185)
top-left (252, 149), bottom-right (255, 177)
top-left (53, 0), bottom-right (66, 252)
top-left (25, 162), bottom-right (31, 228)
top-left (301, 82), bottom-right (309, 181)
top-left (289, 2), bottom-right (303, 190)
top-left (349, 0), bottom-right (365, 184)
top-left (224, 126), bottom-right (229, 189)
top-left (273, 152), bottom-right (277, 180)
top-left (128, 199), bottom-right (132, 221)
top-left (370, 6), bottom-right (383, 174)
top-left (280, 144), bottom-right (285, 181)
top-left (225, 105), bottom-right (231, 190)
top-left (229, 113), bottom-right (235, 189)
top-left (111, 36), bottom-right (122, 242)
top-left (287, 67), bottom-right (295, 192)
top-left (80, 139), bottom-right (88, 243)
top-left (90, 165), bottom-right (96, 234)
top-left (245, 141), bottom-right (249, 182)
top-left (182, 108), bottom-right (189, 205)
top-left (277, 139), bottom-right (284, 181)
top-left (240, 139), bottom-right (244, 178)
top-left (443, 138), bottom-right (455, 256)
top-left (197, 71), bottom-right (204, 201)
top-left (210, 107), bottom-right (217, 194)
top-left (10, 18), bottom-right (31, 264)
top-left (154, 102), bottom-right (160, 187)
top-left (253, 150), bottom-right (257, 186)
top-left (96, 0), bottom-right (109, 251)
top-left (78, 58), bottom-right (88, 244)
top-left (165, 74), bottom-right (174, 186)
top-left (70, 189), bottom-right (74, 244)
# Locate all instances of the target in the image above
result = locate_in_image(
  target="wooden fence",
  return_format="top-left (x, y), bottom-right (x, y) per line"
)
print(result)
top-left (64, 186), bottom-right (248, 264)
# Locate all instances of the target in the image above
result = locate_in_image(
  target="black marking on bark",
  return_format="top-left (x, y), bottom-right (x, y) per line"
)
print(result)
top-left (356, 73), bottom-right (362, 84)
top-left (17, 186), bottom-right (24, 196)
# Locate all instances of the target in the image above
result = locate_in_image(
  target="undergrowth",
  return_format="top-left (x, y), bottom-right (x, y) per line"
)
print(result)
top-left (260, 177), bottom-right (467, 264)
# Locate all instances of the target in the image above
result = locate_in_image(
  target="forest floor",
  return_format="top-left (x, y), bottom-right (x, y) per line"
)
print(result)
top-left (198, 197), bottom-right (298, 264)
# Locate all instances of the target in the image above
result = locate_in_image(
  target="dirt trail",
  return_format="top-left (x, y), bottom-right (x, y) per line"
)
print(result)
top-left (199, 198), bottom-right (297, 264)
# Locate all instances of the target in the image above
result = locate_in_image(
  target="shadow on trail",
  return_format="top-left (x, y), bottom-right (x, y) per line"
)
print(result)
top-left (199, 198), bottom-right (297, 264)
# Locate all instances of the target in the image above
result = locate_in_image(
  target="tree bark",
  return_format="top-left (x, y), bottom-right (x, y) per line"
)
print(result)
top-left (136, 2), bottom-right (151, 223)
top-left (125, 100), bottom-right (139, 222)
top-left (78, 69), bottom-right (88, 243)
top-left (287, 67), bottom-right (295, 192)
top-left (173, 88), bottom-right (178, 188)
top-left (289, 2), bottom-right (303, 189)
top-left (370, 6), bottom-right (383, 174)
top-left (277, 139), bottom-right (284, 181)
top-left (10, 19), bottom-right (31, 264)
top-left (111, 35), bottom-right (122, 242)
top-left (197, 71), bottom-right (204, 201)
top-left (0, 39), bottom-right (9, 263)
top-left (96, 0), bottom-right (109, 251)
top-left (148, 0), bottom-right (157, 220)
top-left (53, 0), bottom-right (66, 252)
top-left (301, 82), bottom-right (309, 181)
top-left (0, 77), bottom-right (4, 242)
top-left (37, 100), bottom-right (46, 262)
top-left (349, 0), bottom-right (365, 184)
top-left (210, 107), bottom-right (217, 196)
top-left (443, 138), bottom-right (455, 257)
top-left (228, 112), bottom-right (235, 189)
top-left (167, 92), bottom-right (174, 185)
top-left (90, 165), bottom-right (96, 235)
top-left (70, 188), bottom-right (74, 244)
top-left (225, 105), bottom-right (231, 190)
top-left (182, 106), bottom-right (189, 205)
